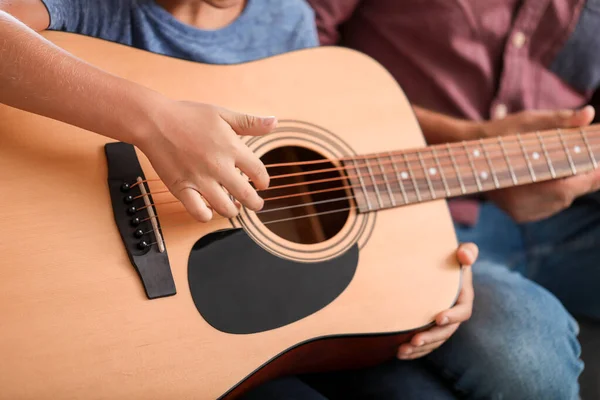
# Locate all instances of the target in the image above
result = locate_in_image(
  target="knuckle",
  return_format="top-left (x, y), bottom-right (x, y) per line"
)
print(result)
top-left (244, 114), bottom-right (257, 128)
top-left (238, 114), bottom-right (256, 130)
top-left (555, 192), bottom-right (573, 209)
top-left (171, 178), bottom-right (188, 193)
top-left (238, 185), bottom-right (255, 202)
top-left (464, 309), bottom-right (473, 320)
top-left (562, 196), bottom-right (573, 209)
top-left (210, 157), bottom-right (225, 175)
top-left (254, 162), bottom-right (267, 179)
top-left (252, 163), bottom-right (269, 188)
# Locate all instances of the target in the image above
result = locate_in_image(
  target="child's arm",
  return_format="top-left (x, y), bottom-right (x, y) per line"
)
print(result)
top-left (0, 5), bottom-right (275, 222)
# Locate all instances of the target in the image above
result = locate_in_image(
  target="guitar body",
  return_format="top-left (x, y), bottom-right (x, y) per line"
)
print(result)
top-left (0, 32), bottom-right (461, 399)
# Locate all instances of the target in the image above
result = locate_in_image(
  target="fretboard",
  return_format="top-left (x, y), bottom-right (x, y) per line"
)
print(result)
top-left (343, 125), bottom-right (600, 213)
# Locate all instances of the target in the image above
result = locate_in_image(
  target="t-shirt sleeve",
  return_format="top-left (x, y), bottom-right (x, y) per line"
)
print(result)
top-left (40, 0), bottom-right (132, 42)
top-left (306, 0), bottom-right (362, 45)
top-left (291, 5), bottom-right (320, 50)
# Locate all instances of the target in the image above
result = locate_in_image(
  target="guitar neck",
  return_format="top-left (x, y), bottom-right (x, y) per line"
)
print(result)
top-left (345, 124), bottom-right (600, 212)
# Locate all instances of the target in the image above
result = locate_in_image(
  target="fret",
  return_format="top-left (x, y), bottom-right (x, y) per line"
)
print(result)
top-left (580, 128), bottom-right (598, 169)
top-left (517, 133), bottom-right (537, 182)
top-left (558, 129), bottom-right (577, 175)
top-left (403, 153), bottom-right (422, 202)
top-left (479, 139), bottom-right (499, 189)
top-left (389, 152), bottom-right (409, 204)
top-left (446, 143), bottom-right (466, 194)
top-left (432, 148), bottom-right (451, 197)
top-left (377, 156), bottom-right (396, 207)
top-left (365, 158), bottom-right (384, 208)
top-left (498, 137), bottom-right (518, 185)
top-left (417, 151), bottom-right (436, 199)
top-left (351, 159), bottom-right (372, 211)
top-left (536, 131), bottom-right (556, 179)
top-left (463, 142), bottom-right (483, 191)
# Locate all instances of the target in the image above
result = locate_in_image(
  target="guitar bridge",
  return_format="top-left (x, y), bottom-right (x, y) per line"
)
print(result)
top-left (104, 142), bottom-right (176, 300)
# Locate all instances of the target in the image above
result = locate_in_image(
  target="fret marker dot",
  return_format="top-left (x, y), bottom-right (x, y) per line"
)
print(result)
top-left (532, 152), bottom-right (540, 160)
top-left (480, 171), bottom-right (489, 180)
top-left (401, 172), bottom-right (409, 180)
top-left (429, 167), bottom-right (437, 176)
top-left (473, 149), bottom-right (481, 157)
top-left (574, 146), bottom-right (581, 154)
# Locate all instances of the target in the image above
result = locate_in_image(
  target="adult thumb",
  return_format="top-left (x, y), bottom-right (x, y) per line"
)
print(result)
top-left (555, 105), bottom-right (595, 128)
top-left (219, 109), bottom-right (278, 136)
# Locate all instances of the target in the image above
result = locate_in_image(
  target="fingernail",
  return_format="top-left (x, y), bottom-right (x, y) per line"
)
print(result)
top-left (262, 116), bottom-right (277, 126)
top-left (417, 340), bottom-right (424, 346)
top-left (440, 317), bottom-right (449, 325)
top-left (403, 348), bottom-right (412, 355)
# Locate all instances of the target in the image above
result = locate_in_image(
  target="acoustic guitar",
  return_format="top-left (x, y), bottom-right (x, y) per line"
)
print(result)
top-left (1, 32), bottom-right (598, 399)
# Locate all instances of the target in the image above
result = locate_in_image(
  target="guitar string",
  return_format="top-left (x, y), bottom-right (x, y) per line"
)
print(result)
top-left (132, 130), bottom-right (600, 199)
top-left (143, 205), bottom-right (358, 240)
top-left (141, 160), bottom-right (580, 242)
top-left (136, 151), bottom-right (599, 216)
top-left (131, 127), bottom-right (600, 189)
top-left (133, 136), bottom-right (600, 209)
top-left (125, 129), bottom-right (600, 246)
top-left (139, 162), bottom-right (583, 238)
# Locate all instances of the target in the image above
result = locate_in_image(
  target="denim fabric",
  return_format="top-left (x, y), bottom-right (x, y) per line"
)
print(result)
top-left (458, 199), bottom-right (600, 320)
top-left (241, 217), bottom-right (584, 400)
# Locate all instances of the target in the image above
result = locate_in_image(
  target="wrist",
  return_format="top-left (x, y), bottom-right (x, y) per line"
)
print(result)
top-left (124, 85), bottom-right (171, 150)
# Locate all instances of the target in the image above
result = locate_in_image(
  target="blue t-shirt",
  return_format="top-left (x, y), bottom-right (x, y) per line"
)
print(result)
top-left (41, 0), bottom-right (319, 64)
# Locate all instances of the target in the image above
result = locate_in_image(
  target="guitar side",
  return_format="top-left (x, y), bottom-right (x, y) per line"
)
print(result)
top-left (0, 32), bottom-right (461, 399)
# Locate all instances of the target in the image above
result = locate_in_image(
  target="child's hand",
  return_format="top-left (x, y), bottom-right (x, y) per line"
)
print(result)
top-left (138, 100), bottom-right (277, 222)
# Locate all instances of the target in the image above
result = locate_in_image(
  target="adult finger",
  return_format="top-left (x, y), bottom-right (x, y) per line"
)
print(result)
top-left (398, 341), bottom-right (446, 360)
top-left (561, 168), bottom-right (600, 199)
top-left (456, 242), bottom-right (478, 266)
top-left (517, 106), bottom-right (594, 132)
top-left (397, 326), bottom-right (458, 360)
top-left (409, 323), bottom-right (460, 348)
top-left (435, 264), bottom-right (474, 326)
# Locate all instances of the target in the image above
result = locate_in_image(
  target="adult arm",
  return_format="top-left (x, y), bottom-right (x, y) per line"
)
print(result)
top-left (413, 106), bottom-right (483, 144)
top-left (0, 2), bottom-right (276, 222)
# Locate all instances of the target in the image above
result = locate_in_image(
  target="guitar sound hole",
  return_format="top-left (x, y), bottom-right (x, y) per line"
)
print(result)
top-left (258, 146), bottom-right (351, 245)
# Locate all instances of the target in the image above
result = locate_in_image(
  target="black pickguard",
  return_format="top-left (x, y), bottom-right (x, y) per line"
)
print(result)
top-left (187, 229), bottom-right (358, 335)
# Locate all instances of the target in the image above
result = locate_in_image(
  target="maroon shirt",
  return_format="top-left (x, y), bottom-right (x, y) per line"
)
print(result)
top-left (308, 0), bottom-right (595, 120)
top-left (308, 0), bottom-right (600, 224)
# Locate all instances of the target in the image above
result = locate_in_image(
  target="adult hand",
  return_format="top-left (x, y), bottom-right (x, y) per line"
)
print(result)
top-left (139, 100), bottom-right (276, 222)
top-left (479, 106), bottom-right (600, 223)
top-left (397, 243), bottom-right (478, 360)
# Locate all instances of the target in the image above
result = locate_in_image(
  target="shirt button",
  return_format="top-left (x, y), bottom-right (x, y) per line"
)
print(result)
top-left (512, 31), bottom-right (526, 49)
top-left (494, 104), bottom-right (508, 119)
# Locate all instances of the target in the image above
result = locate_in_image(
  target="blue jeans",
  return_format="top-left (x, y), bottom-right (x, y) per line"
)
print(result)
top-left (241, 198), bottom-right (598, 399)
